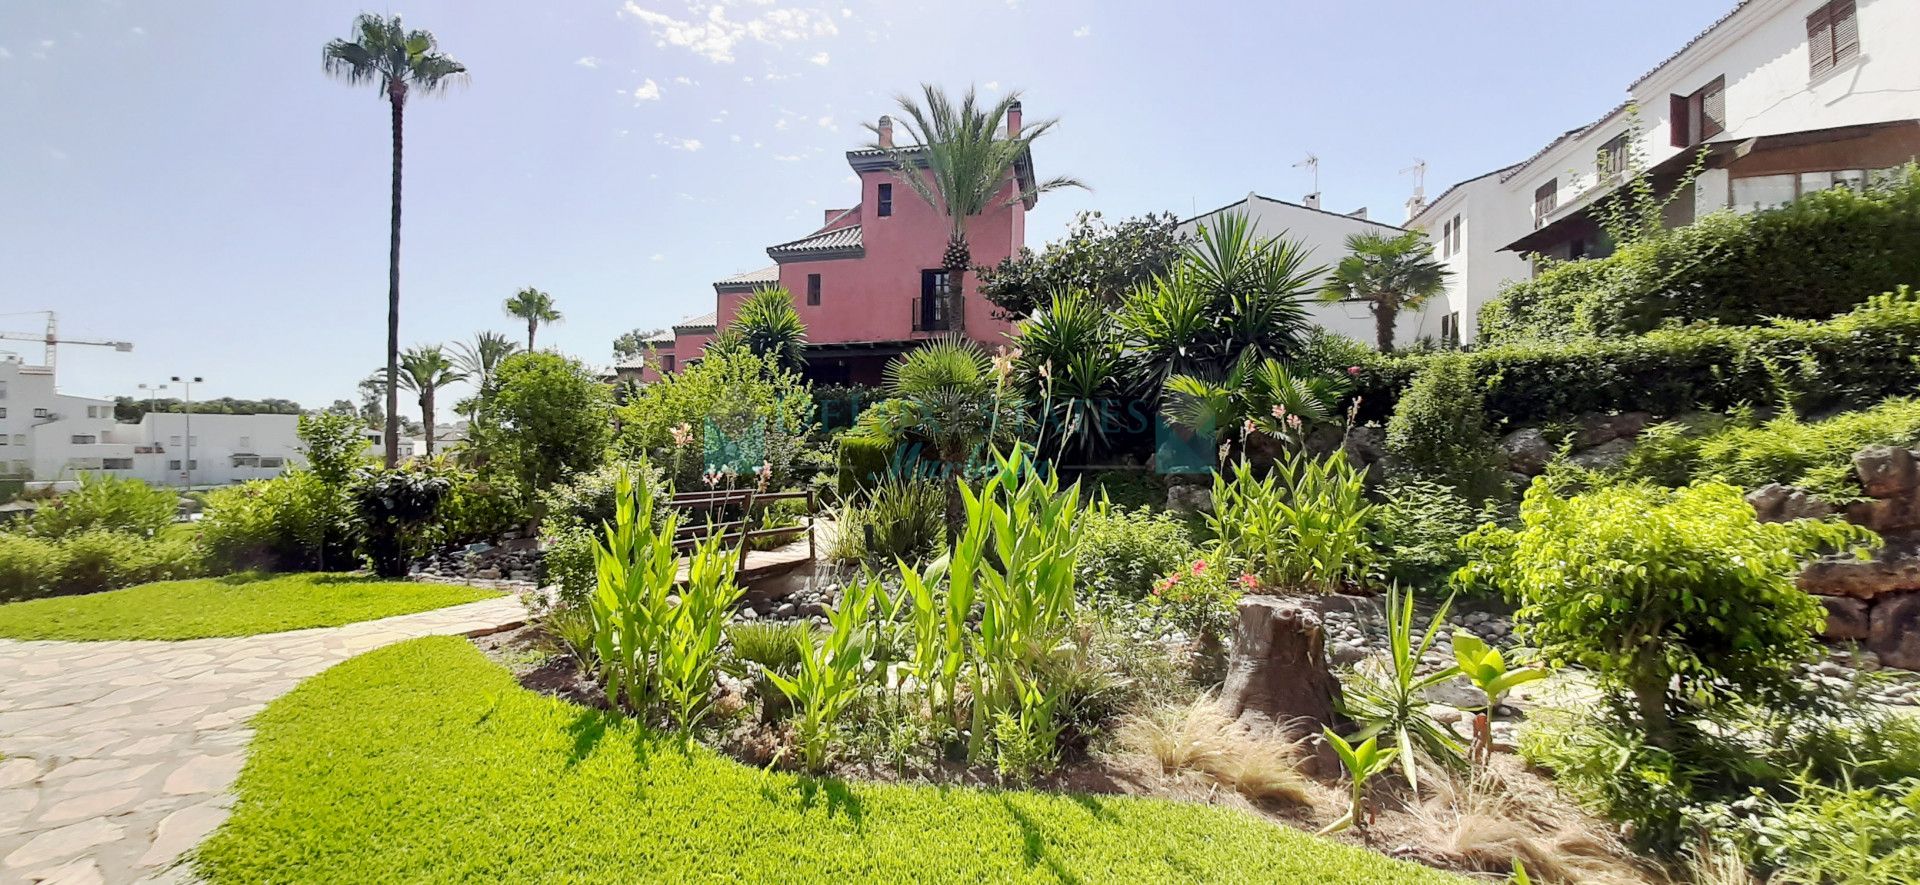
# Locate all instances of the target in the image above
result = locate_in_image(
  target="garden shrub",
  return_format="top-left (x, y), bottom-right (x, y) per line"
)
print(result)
top-left (1076, 505), bottom-right (1199, 599)
top-left (1463, 480), bottom-right (1876, 747)
top-left (614, 347), bottom-right (815, 491)
top-left (472, 351), bottom-right (614, 501)
top-left (1483, 169), bottom-right (1920, 341)
top-left (1208, 451), bottom-right (1373, 594)
top-left (535, 460), bottom-right (668, 611)
top-left (26, 473), bottom-right (177, 539)
top-left (826, 475), bottom-right (944, 565)
top-left (1661, 399), bottom-right (1920, 500)
top-left (0, 529), bottom-right (204, 601)
top-left (200, 472), bottom-right (344, 572)
top-left (432, 468), bottom-right (528, 546)
top-left (1346, 285), bottom-right (1920, 426)
top-left (1382, 354), bottom-right (1503, 498)
top-left (1372, 478), bottom-right (1498, 589)
top-left (834, 434), bottom-right (894, 496)
top-left (351, 467), bottom-right (452, 578)
top-left (0, 532), bottom-right (64, 601)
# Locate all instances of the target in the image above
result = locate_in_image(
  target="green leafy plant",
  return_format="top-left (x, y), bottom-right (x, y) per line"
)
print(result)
top-left (1384, 353), bottom-right (1503, 499)
top-left (27, 473), bottom-right (177, 539)
top-left (1147, 559), bottom-right (1242, 652)
top-left (1319, 229), bottom-right (1449, 352)
top-left (727, 286), bottom-right (808, 373)
top-left (350, 466), bottom-right (451, 578)
top-left (1373, 478), bottom-right (1497, 589)
top-left (1464, 480), bottom-right (1879, 747)
top-left (654, 532), bottom-right (743, 735)
top-left (616, 346), bottom-right (815, 491)
top-left (1319, 727), bottom-right (1397, 835)
top-left (827, 475), bottom-right (945, 565)
top-left (978, 209), bottom-right (1187, 317)
top-left (1076, 503), bottom-right (1200, 599)
top-left (471, 351), bottom-right (613, 500)
top-left (727, 621), bottom-right (816, 674)
top-left (1164, 352), bottom-right (1350, 453)
top-left (765, 578), bottom-right (878, 772)
top-left (503, 286), bottom-right (563, 350)
top-left (1015, 290), bottom-right (1127, 457)
top-left (1341, 586), bottom-right (1464, 791)
top-left (1208, 451), bottom-right (1373, 594)
top-left (992, 672), bottom-right (1067, 785)
top-left (1450, 631), bottom-right (1546, 764)
top-left (587, 468), bottom-right (681, 716)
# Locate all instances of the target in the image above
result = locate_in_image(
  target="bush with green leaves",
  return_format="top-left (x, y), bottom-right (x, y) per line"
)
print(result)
top-left (472, 351), bottom-right (614, 501)
top-left (1346, 286), bottom-right (1920, 427)
top-left (615, 347), bottom-right (814, 491)
top-left (431, 467), bottom-right (528, 546)
top-left (351, 466), bottom-right (452, 578)
top-left (26, 473), bottom-right (177, 539)
top-left (200, 472), bottom-right (345, 572)
top-left (826, 475), bottom-right (945, 566)
top-left (1373, 478), bottom-right (1499, 589)
top-left (1208, 451), bottom-right (1373, 594)
top-left (1146, 557), bottom-right (1242, 650)
top-left (0, 528), bottom-right (205, 602)
top-left (833, 433), bottom-right (895, 496)
top-left (1624, 398), bottom-right (1920, 500)
top-left (1463, 480), bottom-right (1877, 746)
top-left (1482, 167), bottom-right (1920, 341)
top-left (1076, 504), bottom-right (1200, 599)
top-left (1383, 353), bottom-right (1502, 498)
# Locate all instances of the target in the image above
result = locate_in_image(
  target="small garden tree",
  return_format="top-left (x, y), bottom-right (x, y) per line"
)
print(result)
top-left (1462, 480), bottom-right (1877, 747)
top-left (351, 465), bottom-right (450, 578)
top-left (1319, 229), bottom-right (1448, 353)
top-left (614, 347), bottom-right (815, 490)
top-left (979, 210), bottom-right (1187, 318)
top-left (1384, 353), bottom-right (1503, 499)
top-left (727, 286), bottom-right (808, 374)
top-left (473, 352), bottom-right (612, 508)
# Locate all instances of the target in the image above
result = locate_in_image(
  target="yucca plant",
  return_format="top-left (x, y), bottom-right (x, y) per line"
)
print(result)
top-left (765, 578), bottom-right (880, 772)
top-left (1452, 631), bottom-right (1547, 765)
top-left (1015, 291), bottom-right (1126, 458)
top-left (1341, 586), bottom-right (1465, 793)
top-left (729, 286), bottom-right (808, 373)
top-left (1207, 450), bottom-right (1373, 594)
top-left (1319, 727), bottom-right (1397, 835)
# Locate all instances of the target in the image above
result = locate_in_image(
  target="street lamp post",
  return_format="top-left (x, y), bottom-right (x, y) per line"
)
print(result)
top-left (170, 376), bottom-right (202, 491)
top-left (136, 382), bottom-right (167, 418)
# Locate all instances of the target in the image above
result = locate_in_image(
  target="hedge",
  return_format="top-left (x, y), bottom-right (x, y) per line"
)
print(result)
top-left (1481, 168), bottom-right (1920, 341)
top-left (1351, 287), bottom-right (1920, 428)
top-left (834, 434), bottom-right (895, 496)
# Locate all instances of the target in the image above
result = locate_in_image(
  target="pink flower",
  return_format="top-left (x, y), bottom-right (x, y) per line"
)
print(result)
top-left (1286, 414), bottom-right (1303, 430)
top-left (1237, 574), bottom-right (1260, 589)
top-left (1241, 418), bottom-right (1257, 436)
top-left (1271, 404), bottom-right (1287, 420)
top-left (1347, 365), bottom-right (1362, 376)
top-left (1190, 560), bottom-right (1208, 575)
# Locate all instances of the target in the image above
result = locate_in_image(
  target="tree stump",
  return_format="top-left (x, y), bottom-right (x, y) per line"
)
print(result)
top-left (1217, 595), bottom-right (1348, 749)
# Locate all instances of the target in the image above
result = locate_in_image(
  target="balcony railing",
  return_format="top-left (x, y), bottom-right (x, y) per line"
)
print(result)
top-left (911, 295), bottom-right (951, 332)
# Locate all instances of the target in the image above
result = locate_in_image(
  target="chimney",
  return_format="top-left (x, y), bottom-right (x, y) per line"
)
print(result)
top-left (877, 115), bottom-right (894, 148)
top-left (1302, 192), bottom-right (1320, 210)
top-left (1404, 193), bottom-right (1427, 223)
top-left (1348, 207), bottom-right (1368, 220)
top-left (1006, 101), bottom-right (1022, 137)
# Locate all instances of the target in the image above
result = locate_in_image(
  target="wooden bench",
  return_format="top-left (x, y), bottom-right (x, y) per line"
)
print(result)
top-left (666, 487), bottom-right (816, 571)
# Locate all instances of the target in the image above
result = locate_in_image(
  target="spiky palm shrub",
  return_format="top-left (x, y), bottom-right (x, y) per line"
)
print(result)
top-left (395, 344), bottom-right (468, 458)
top-left (1164, 352), bottom-right (1349, 455)
top-left (1014, 290), bottom-right (1125, 458)
top-left (323, 13), bottom-right (466, 467)
top-left (852, 339), bottom-right (1028, 532)
top-left (729, 286), bottom-right (809, 373)
top-left (866, 85), bottom-right (1084, 333)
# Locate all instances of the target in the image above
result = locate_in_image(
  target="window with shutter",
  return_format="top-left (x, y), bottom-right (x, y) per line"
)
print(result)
top-left (1533, 180), bottom-right (1557, 229)
top-left (1700, 77), bottom-right (1726, 139)
top-left (1440, 220), bottom-right (1452, 257)
top-left (1807, 4), bottom-right (1834, 76)
top-left (1832, 0), bottom-right (1860, 66)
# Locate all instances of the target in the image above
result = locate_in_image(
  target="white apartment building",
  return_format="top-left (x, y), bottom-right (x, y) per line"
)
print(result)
top-left (0, 356), bottom-right (305, 488)
top-left (1413, 0), bottom-right (1920, 343)
top-left (1181, 193), bottom-right (1451, 349)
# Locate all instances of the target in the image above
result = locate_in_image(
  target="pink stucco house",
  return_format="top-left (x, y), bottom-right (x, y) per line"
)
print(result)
top-left (627, 104), bottom-right (1043, 385)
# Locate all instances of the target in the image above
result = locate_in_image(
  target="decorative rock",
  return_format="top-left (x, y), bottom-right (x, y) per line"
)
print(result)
top-left (1799, 550), bottom-right (1920, 600)
top-left (1847, 494), bottom-right (1920, 535)
top-left (1780, 488), bottom-right (1834, 522)
top-left (1165, 484), bottom-right (1214, 514)
top-left (774, 603), bottom-right (798, 619)
top-left (1869, 592), bottom-right (1920, 670)
top-left (1572, 411), bottom-right (1650, 448)
top-left (1854, 445), bottom-right (1918, 499)
top-left (1817, 594), bottom-right (1872, 641)
top-left (1568, 437), bottom-right (1634, 471)
top-left (1748, 483), bottom-right (1791, 521)
top-left (1499, 428), bottom-right (1554, 476)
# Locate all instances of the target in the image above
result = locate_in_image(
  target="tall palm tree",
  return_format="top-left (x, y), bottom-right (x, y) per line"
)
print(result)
top-left (866, 85), bottom-right (1084, 334)
top-left (454, 331), bottom-right (519, 394)
top-left (1319, 230), bottom-right (1450, 353)
top-left (504, 288), bottom-right (562, 350)
top-left (324, 14), bottom-right (466, 468)
top-left (729, 286), bottom-right (808, 373)
top-left (396, 345), bottom-right (468, 458)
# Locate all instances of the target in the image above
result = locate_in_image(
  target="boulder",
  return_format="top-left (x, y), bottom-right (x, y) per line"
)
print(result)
top-left (1798, 551), bottom-right (1920, 599)
top-left (1572, 412), bottom-right (1650, 449)
top-left (1166, 484), bottom-right (1214, 514)
top-left (1780, 489), bottom-right (1834, 522)
top-left (1854, 446), bottom-right (1919, 499)
top-left (1868, 592), bottom-right (1920, 670)
top-left (1848, 494), bottom-right (1920, 535)
top-left (1817, 595), bottom-right (1872, 641)
top-left (1747, 484), bottom-right (1791, 521)
top-left (1568, 437), bottom-right (1634, 471)
top-left (1499, 428), bottom-right (1555, 476)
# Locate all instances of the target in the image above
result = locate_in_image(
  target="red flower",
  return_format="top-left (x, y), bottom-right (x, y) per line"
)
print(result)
top-left (1190, 560), bottom-right (1207, 575)
top-left (1347, 365), bottom-right (1362, 376)
top-left (1237, 573), bottom-right (1260, 589)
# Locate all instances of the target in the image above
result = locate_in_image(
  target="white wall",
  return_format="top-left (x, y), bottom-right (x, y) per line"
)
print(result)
top-left (1410, 175), bottom-right (1532, 345)
top-left (1179, 195), bottom-right (1451, 349)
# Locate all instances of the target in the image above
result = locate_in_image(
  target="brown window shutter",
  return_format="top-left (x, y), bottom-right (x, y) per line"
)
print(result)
top-left (1832, 0), bottom-right (1860, 65)
top-left (1701, 77), bottom-right (1726, 139)
top-left (1670, 93), bottom-right (1690, 146)
top-left (1808, 5), bottom-right (1834, 76)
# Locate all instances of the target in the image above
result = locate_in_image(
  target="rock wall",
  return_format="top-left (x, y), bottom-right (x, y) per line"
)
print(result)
top-left (411, 536), bottom-right (541, 592)
top-left (1753, 445), bottom-right (1920, 669)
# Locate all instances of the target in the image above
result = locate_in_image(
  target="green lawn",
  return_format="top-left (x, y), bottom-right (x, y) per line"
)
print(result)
top-left (0, 573), bottom-right (496, 641)
top-left (195, 637), bottom-right (1464, 883)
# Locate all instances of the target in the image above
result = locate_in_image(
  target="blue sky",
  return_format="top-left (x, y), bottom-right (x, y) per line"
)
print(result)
top-left (1, 0), bottom-right (1732, 417)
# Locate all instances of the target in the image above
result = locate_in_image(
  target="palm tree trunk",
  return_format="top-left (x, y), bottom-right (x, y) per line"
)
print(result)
top-left (384, 79), bottom-right (407, 468)
top-left (527, 320), bottom-right (537, 351)
top-left (1373, 297), bottom-right (1397, 353)
top-left (422, 389), bottom-right (435, 458)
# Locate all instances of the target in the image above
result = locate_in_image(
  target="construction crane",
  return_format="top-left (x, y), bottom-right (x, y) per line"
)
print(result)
top-left (0, 311), bottom-right (133, 371)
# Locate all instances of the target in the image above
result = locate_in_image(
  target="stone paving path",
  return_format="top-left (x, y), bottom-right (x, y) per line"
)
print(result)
top-left (0, 595), bottom-right (527, 884)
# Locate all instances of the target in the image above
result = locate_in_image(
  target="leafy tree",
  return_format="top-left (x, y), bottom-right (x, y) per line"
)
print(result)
top-left (1319, 229), bottom-right (1448, 353)
top-left (351, 465), bottom-right (450, 578)
top-left (504, 287), bottom-right (562, 350)
top-left (612, 327), bottom-right (666, 362)
top-left (614, 347), bottom-right (815, 490)
top-left (1462, 480), bottom-right (1877, 747)
top-left (728, 287), bottom-right (808, 373)
top-left (114, 398), bottom-right (303, 421)
top-left (356, 372), bottom-right (387, 428)
top-left (395, 344), bottom-right (468, 458)
top-left (296, 411), bottom-right (369, 569)
top-left (323, 13), bottom-right (467, 467)
top-left (325, 399), bottom-right (358, 417)
top-left (473, 352), bottom-right (612, 507)
top-left (853, 339), bottom-right (1028, 531)
top-left (1118, 212), bottom-right (1321, 394)
top-left (979, 210), bottom-right (1187, 318)
top-left (866, 85), bottom-right (1084, 333)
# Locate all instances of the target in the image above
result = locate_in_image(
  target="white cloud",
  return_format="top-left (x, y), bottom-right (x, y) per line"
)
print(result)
top-left (575, 56), bottom-right (601, 68)
top-left (774, 118), bottom-right (789, 130)
top-left (39, 39), bottom-right (54, 48)
top-left (983, 80), bottom-right (1000, 92)
top-left (773, 154), bottom-right (804, 162)
top-left (45, 146), bottom-right (68, 161)
top-left (0, 48), bottom-right (10, 60)
top-left (841, 8), bottom-right (853, 17)
top-left (808, 51), bottom-right (830, 66)
top-left (1072, 25), bottom-right (1090, 37)
top-left (816, 116), bottom-right (837, 131)
top-left (650, 253), bottom-right (666, 262)
top-left (129, 26), bottom-right (146, 37)
top-left (619, 2), bottom-right (838, 64)
top-left (729, 134), bottom-right (742, 142)
top-left (629, 78), bottom-right (662, 101)
top-left (673, 75), bottom-right (696, 85)
top-left (654, 134), bottom-right (703, 151)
